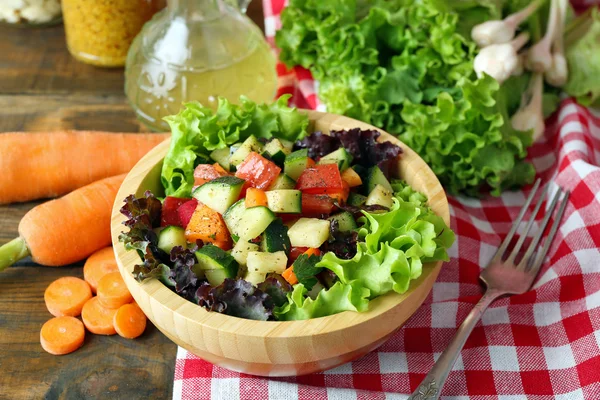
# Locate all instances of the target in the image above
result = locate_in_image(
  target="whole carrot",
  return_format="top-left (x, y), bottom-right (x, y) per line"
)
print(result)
top-left (0, 131), bottom-right (167, 204)
top-left (0, 174), bottom-right (126, 271)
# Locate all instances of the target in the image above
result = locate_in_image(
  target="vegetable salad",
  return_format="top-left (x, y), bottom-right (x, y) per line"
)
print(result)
top-left (120, 97), bottom-right (454, 321)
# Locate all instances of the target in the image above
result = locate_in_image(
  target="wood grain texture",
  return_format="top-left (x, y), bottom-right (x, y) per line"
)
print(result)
top-left (111, 111), bottom-right (451, 377)
top-left (0, 95), bottom-right (147, 133)
top-left (0, 266), bottom-right (175, 400)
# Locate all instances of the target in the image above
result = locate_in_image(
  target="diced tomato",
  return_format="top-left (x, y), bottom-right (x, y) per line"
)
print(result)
top-left (306, 158), bottom-right (316, 168)
top-left (235, 152), bottom-right (281, 190)
top-left (176, 198), bottom-right (199, 227)
top-left (301, 193), bottom-right (335, 215)
top-left (193, 164), bottom-right (228, 186)
top-left (289, 247), bottom-right (309, 265)
top-left (296, 164), bottom-right (345, 194)
top-left (161, 197), bottom-right (189, 227)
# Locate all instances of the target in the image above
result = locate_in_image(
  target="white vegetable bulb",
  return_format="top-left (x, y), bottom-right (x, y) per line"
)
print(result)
top-left (471, 21), bottom-right (516, 48)
top-left (474, 33), bottom-right (529, 84)
top-left (471, 0), bottom-right (543, 47)
top-left (511, 73), bottom-right (545, 142)
top-left (545, 53), bottom-right (568, 87)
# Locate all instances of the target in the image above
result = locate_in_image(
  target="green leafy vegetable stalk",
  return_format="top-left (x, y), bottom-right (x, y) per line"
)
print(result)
top-left (276, 0), bottom-right (538, 196)
top-left (564, 7), bottom-right (600, 107)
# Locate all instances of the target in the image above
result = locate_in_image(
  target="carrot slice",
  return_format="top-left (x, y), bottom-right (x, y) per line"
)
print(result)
top-left (40, 316), bottom-right (85, 355)
top-left (96, 272), bottom-right (133, 309)
top-left (245, 188), bottom-right (268, 208)
top-left (81, 297), bottom-right (117, 335)
top-left (113, 303), bottom-right (147, 339)
top-left (83, 247), bottom-right (119, 294)
top-left (282, 266), bottom-right (298, 285)
top-left (213, 163), bottom-right (230, 176)
top-left (44, 277), bottom-right (92, 317)
top-left (303, 248), bottom-right (322, 257)
top-left (185, 203), bottom-right (232, 250)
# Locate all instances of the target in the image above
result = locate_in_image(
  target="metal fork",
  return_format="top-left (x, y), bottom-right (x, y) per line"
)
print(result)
top-left (409, 179), bottom-right (570, 400)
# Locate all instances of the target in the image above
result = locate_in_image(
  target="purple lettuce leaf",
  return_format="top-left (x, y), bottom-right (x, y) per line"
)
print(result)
top-left (196, 279), bottom-right (274, 321)
top-left (294, 128), bottom-right (402, 175)
top-left (169, 246), bottom-right (199, 293)
top-left (320, 219), bottom-right (359, 260)
top-left (257, 274), bottom-right (293, 307)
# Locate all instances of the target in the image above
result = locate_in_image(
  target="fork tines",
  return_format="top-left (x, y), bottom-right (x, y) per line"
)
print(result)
top-left (492, 178), bottom-right (570, 274)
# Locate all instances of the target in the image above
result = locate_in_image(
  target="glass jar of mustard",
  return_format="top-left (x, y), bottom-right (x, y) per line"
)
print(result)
top-left (61, 0), bottom-right (165, 67)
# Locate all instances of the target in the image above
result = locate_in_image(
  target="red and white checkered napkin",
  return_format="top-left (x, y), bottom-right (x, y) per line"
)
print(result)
top-left (174, 2), bottom-right (600, 399)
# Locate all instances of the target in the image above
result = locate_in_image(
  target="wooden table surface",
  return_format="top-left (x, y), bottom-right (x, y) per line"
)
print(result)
top-left (0, 4), bottom-right (264, 399)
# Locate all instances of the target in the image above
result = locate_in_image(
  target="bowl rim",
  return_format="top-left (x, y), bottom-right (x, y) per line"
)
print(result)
top-left (111, 110), bottom-right (450, 338)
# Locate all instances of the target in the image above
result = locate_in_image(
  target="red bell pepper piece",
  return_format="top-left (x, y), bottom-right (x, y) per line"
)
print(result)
top-left (176, 198), bottom-right (199, 228)
top-left (301, 193), bottom-right (336, 216)
top-left (161, 196), bottom-right (189, 227)
top-left (235, 152), bottom-right (281, 190)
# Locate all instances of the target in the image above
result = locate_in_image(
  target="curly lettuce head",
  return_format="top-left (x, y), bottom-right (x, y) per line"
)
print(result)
top-left (276, 0), bottom-right (536, 196)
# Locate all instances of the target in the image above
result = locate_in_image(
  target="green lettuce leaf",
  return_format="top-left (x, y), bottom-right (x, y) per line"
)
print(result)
top-left (161, 95), bottom-right (309, 197)
top-left (319, 242), bottom-right (414, 298)
top-left (309, 185), bottom-right (454, 307)
top-left (274, 281), bottom-right (370, 321)
top-left (564, 7), bottom-right (600, 107)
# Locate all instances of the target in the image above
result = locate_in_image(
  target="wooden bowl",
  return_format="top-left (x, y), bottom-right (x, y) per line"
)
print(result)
top-left (111, 110), bottom-right (449, 377)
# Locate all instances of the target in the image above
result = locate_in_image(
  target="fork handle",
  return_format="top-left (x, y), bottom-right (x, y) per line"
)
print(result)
top-left (408, 289), bottom-right (503, 400)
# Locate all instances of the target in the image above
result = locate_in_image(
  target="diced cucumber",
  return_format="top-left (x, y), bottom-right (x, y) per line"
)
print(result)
top-left (265, 139), bottom-right (291, 155)
top-left (284, 149), bottom-right (311, 180)
top-left (328, 211), bottom-right (357, 232)
top-left (244, 270), bottom-right (266, 286)
top-left (260, 219), bottom-right (291, 253)
top-left (192, 176), bottom-right (245, 214)
top-left (229, 135), bottom-right (264, 166)
top-left (266, 190), bottom-right (302, 214)
top-left (194, 153), bottom-right (212, 167)
top-left (157, 226), bottom-right (187, 254)
top-left (279, 139), bottom-right (294, 152)
top-left (194, 245), bottom-right (239, 286)
top-left (223, 199), bottom-right (246, 236)
top-left (268, 174), bottom-right (296, 190)
top-left (317, 147), bottom-right (353, 171)
top-left (347, 192), bottom-right (367, 207)
top-left (287, 218), bottom-right (330, 248)
top-left (237, 206), bottom-right (276, 241)
top-left (230, 240), bottom-right (259, 266)
top-left (365, 166), bottom-right (393, 193)
top-left (366, 184), bottom-right (394, 208)
top-left (210, 147), bottom-right (231, 171)
top-left (263, 139), bottom-right (291, 167)
top-left (246, 251), bottom-right (288, 274)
